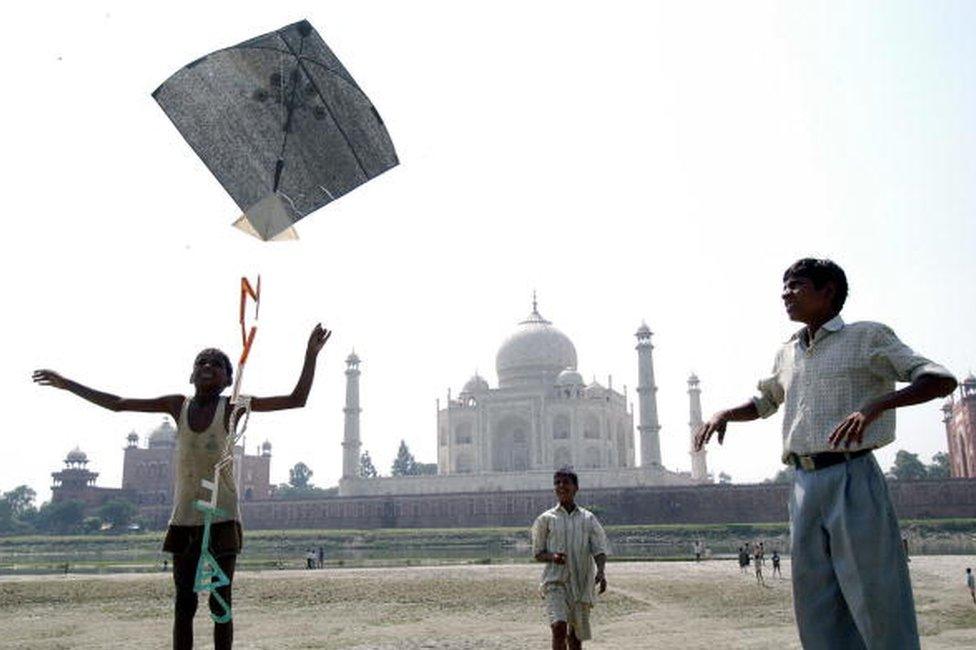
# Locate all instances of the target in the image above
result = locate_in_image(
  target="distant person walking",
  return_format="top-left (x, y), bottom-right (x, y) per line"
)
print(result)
top-left (771, 551), bottom-right (782, 579)
top-left (305, 549), bottom-right (316, 570)
top-left (967, 568), bottom-right (975, 605)
top-left (693, 539), bottom-right (703, 562)
top-left (695, 258), bottom-right (957, 649)
top-left (754, 547), bottom-right (765, 586)
top-left (738, 546), bottom-right (749, 574)
top-left (317, 546), bottom-right (325, 569)
top-left (532, 468), bottom-right (609, 649)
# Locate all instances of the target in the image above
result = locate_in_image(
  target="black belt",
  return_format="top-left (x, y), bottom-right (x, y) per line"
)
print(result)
top-left (789, 448), bottom-right (872, 471)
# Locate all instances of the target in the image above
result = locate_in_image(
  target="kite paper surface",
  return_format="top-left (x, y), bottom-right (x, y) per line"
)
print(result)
top-left (154, 20), bottom-right (398, 240)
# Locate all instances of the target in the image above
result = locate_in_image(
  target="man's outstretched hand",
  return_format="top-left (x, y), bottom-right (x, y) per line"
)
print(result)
top-left (694, 412), bottom-right (728, 451)
top-left (33, 369), bottom-right (68, 390)
top-left (828, 407), bottom-right (879, 449)
top-left (306, 324), bottom-right (332, 357)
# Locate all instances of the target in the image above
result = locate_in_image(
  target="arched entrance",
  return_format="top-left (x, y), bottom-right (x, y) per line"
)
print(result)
top-left (491, 415), bottom-right (531, 471)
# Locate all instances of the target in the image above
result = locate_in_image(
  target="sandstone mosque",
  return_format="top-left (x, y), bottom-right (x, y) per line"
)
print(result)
top-left (338, 297), bottom-right (710, 496)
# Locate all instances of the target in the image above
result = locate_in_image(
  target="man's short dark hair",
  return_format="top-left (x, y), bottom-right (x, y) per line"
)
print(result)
top-left (783, 258), bottom-right (848, 313)
top-left (195, 348), bottom-right (234, 383)
top-left (553, 467), bottom-right (578, 487)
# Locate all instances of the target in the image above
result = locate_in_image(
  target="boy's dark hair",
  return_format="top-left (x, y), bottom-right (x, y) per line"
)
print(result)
top-left (553, 467), bottom-right (579, 487)
top-left (195, 348), bottom-right (234, 383)
top-left (783, 258), bottom-right (848, 313)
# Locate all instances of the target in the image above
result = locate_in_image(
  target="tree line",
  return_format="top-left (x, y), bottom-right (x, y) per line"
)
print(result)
top-left (0, 485), bottom-right (140, 535)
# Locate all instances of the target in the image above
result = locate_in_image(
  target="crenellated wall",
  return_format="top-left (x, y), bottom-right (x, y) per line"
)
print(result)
top-left (137, 478), bottom-right (976, 531)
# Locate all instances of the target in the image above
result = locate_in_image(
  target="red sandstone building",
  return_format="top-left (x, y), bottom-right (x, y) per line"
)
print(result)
top-left (51, 447), bottom-right (131, 507)
top-left (942, 373), bottom-right (976, 478)
top-left (53, 419), bottom-right (273, 507)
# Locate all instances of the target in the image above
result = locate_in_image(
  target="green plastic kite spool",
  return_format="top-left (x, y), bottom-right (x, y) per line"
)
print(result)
top-left (193, 499), bottom-right (233, 623)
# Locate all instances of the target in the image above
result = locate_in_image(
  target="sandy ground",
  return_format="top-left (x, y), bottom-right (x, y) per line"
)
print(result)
top-left (0, 557), bottom-right (974, 649)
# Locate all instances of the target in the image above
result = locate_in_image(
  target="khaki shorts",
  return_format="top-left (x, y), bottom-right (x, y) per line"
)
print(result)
top-left (544, 583), bottom-right (592, 641)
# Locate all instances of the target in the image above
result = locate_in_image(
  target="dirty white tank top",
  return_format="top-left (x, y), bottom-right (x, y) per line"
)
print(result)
top-left (169, 397), bottom-right (240, 526)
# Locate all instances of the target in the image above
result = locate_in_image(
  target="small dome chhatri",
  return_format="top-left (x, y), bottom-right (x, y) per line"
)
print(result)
top-left (462, 373), bottom-right (490, 394)
top-left (556, 368), bottom-right (584, 387)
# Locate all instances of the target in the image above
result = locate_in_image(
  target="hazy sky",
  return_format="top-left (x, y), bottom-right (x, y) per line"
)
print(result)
top-left (3, 1), bottom-right (974, 502)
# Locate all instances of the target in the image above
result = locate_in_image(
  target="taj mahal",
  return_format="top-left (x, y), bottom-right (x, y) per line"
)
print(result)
top-left (338, 298), bottom-right (710, 497)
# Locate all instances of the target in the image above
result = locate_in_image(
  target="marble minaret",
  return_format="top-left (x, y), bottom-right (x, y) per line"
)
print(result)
top-left (688, 373), bottom-right (708, 482)
top-left (635, 322), bottom-right (662, 467)
top-left (342, 351), bottom-right (362, 479)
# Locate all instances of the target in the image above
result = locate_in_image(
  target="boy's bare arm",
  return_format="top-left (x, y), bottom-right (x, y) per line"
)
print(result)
top-left (693, 401), bottom-right (760, 451)
top-left (32, 370), bottom-right (182, 420)
top-left (594, 553), bottom-right (607, 593)
top-left (251, 324), bottom-right (331, 412)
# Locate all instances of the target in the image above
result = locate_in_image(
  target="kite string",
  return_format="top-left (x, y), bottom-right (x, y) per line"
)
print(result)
top-left (193, 276), bottom-right (260, 623)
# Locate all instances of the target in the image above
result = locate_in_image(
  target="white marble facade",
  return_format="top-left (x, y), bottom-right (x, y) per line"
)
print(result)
top-left (437, 301), bottom-right (635, 475)
top-left (338, 298), bottom-right (700, 497)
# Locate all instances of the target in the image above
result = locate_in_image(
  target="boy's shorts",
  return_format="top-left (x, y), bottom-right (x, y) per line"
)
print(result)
top-left (162, 520), bottom-right (243, 557)
top-left (544, 583), bottom-right (592, 641)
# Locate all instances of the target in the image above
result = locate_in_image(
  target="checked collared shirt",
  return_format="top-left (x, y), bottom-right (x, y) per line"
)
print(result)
top-left (752, 315), bottom-right (954, 462)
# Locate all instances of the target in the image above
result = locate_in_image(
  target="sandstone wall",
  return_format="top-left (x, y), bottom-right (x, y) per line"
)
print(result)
top-left (137, 478), bottom-right (976, 531)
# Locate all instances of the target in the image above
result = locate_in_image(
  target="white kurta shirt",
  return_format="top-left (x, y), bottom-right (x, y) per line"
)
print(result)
top-left (532, 504), bottom-right (610, 605)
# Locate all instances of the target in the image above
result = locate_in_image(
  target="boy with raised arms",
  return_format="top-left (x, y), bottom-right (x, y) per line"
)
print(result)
top-left (34, 323), bottom-right (330, 650)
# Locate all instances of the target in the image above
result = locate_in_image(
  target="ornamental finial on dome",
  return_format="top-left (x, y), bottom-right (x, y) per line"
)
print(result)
top-left (521, 291), bottom-right (551, 325)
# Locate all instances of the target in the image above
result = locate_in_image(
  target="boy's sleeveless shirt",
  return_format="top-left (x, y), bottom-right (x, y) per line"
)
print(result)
top-left (169, 397), bottom-right (240, 526)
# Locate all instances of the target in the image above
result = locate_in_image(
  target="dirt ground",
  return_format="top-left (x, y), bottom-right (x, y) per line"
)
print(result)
top-left (0, 557), bottom-right (974, 649)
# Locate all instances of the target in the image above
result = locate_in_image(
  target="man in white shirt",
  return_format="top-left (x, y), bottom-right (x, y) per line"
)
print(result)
top-left (532, 468), bottom-right (610, 649)
top-left (695, 258), bottom-right (956, 649)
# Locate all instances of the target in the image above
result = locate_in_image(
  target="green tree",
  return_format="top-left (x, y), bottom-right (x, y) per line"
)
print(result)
top-left (718, 472), bottom-right (732, 484)
top-left (289, 462), bottom-right (314, 488)
top-left (414, 462), bottom-right (437, 475)
top-left (97, 498), bottom-right (137, 530)
top-left (82, 516), bottom-right (103, 533)
top-left (890, 450), bottom-right (928, 480)
top-left (3, 485), bottom-right (37, 519)
top-left (358, 451), bottom-right (378, 478)
top-left (36, 500), bottom-right (86, 534)
top-left (927, 452), bottom-right (951, 479)
top-left (391, 440), bottom-right (417, 476)
top-left (0, 500), bottom-right (14, 533)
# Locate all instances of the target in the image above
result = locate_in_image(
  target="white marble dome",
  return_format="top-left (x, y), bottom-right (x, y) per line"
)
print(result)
top-left (462, 373), bottom-right (490, 393)
top-left (66, 447), bottom-right (88, 463)
top-left (496, 302), bottom-right (577, 387)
